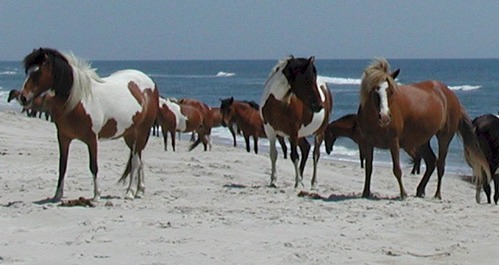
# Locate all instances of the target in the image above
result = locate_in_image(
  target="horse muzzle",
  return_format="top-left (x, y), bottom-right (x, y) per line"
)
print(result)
top-left (378, 112), bottom-right (391, 127)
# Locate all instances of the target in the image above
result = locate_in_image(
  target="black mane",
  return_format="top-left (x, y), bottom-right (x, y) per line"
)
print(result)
top-left (23, 48), bottom-right (74, 98)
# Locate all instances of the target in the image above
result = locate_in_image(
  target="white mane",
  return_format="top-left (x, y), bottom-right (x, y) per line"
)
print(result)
top-left (261, 57), bottom-right (292, 106)
top-left (63, 52), bottom-right (102, 111)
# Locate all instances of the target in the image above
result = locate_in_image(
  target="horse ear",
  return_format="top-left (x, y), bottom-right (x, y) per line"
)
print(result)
top-left (308, 56), bottom-right (315, 64)
top-left (229, 97), bottom-right (234, 103)
top-left (391, 69), bottom-right (400, 79)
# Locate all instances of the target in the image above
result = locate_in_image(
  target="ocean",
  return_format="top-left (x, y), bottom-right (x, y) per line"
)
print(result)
top-left (1, 58), bottom-right (497, 176)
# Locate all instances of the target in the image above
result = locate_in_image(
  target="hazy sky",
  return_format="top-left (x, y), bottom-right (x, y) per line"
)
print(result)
top-left (1, 1), bottom-right (498, 61)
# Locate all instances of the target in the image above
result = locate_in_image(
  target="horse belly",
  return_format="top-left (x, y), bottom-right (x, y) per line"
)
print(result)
top-left (298, 109), bottom-right (325, 137)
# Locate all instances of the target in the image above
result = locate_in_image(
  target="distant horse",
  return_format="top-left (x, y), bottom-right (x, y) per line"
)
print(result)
top-left (473, 114), bottom-right (499, 203)
top-left (324, 113), bottom-right (421, 174)
top-left (18, 48), bottom-right (159, 201)
top-left (357, 58), bottom-right (489, 201)
top-left (260, 56), bottom-right (333, 188)
top-left (178, 98), bottom-right (215, 151)
top-left (220, 97), bottom-right (287, 157)
top-left (157, 97), bottom-right (206, 151)
top-left (8, 89), bottom-right (52, 120)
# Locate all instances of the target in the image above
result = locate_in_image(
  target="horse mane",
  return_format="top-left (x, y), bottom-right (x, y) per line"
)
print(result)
top-left (243, 100), bottom-right (260, 110)
top-left (360, 58), bottom-right (395, 108)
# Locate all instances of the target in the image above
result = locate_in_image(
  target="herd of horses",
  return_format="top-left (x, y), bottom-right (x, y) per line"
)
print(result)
top-left (12, 48), bottom-right (499, 204)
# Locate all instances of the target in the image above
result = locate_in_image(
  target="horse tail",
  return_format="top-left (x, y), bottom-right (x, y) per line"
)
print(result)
top-left (458, 111), bottom-right (491, 203)
top-left (118, 153), bottom-right (133, 184)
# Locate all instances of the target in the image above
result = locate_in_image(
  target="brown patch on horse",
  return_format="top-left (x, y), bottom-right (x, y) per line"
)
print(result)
top-left (98, 119), bottom-right (118, 139)
top-left (261, 94), bottom-right (311, 136)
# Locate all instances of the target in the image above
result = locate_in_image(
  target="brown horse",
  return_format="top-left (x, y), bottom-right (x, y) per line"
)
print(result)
top-left (220, 97), bottom-right (287, 157)
top-left (18, 48), bottom-right (159, 201)
top-left (357, 58), bottom-right (489, 201)
top-left (8, 89), bottom-right (52, 120)
top-left (157, 97), bottom-right (206, 151)
top-left (473, 114), bottom-right (499, 204)
top-left (178, 98), bottom-right (215, 151)
top-left (324, 113), bottom-right (421, 174)
top-left (260, 56), bottom-right (333, 188)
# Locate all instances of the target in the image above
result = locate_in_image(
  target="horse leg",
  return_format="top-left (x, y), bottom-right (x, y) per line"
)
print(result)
top-left (358, 143), bottom-right (364, 168)
top-left (483, 182), bottom-right (492, 204)
top-left (362, 144), bottom-right (374, 198)
top-left (135, 152), bottom-right (145, 198)
top-left (494, 174), bottom-right (499, 204)
top-left (125, 152), bottom-right (140, 199)
top-left (170, 130), bottom-right (176, 152)
top-left (311, 135), bottom-right (324, 189)
top-left (244, 133), bottom-right (251, 153)
top-left (434, 135), bottom-right (454, 199)
top-left (54, 134), bottom-right (72, 201)
top-left (266, 131), bottom-right (278, 188)
top-left (277, 136), bottom-right (287, 159)
top-left (298, 138), bottom-right (310, 178)
top-left (253, 134), bottom-right (258, 154)
top-left (230, 125), bottom-right (237, 147)
top-left (389, 144), bottom-right (407, 199)
top-left (289, 136), bottom-right (303, 189)
top-left (415, 142), bottom-right (436, 198)
top-left (86, 137), bottom-right (101, 201)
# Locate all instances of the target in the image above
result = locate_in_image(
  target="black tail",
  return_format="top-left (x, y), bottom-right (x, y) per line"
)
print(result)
top-left (458, 112), bottom-right (491, 203)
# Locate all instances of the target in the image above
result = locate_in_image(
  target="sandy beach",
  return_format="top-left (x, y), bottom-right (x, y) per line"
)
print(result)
top-left (1, 110), bottom-right (499, 265)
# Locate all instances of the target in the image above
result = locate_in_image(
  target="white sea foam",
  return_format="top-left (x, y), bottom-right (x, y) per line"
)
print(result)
top-left (318, 75), bottom-right (361, 85)
top-left (216, 71), bottom-right (235, 77)
top-left (0, 70), bottom-right (16, 75)
top-left (449, 85), bottom-right (481, 91)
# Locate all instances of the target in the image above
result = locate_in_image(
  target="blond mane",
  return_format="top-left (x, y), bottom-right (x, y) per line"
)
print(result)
top-left (360, 58), bottom-right (396, 107)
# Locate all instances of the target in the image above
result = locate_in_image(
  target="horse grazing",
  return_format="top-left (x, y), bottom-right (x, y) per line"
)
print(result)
top-left (18, 48), bottom-right (159, 201)
top-left (324, 113), bottom-right (421, 174)
top-left (473, 114), bottom-right (499, 204)
top-left (178, 98), bottom-right (215, 151)
top-left (157, 97), bottom-right (206, 151)
top-left (260, 56), bottom-right (333, 188)
top-left (357, 58), bottom-right (489, 201)
top-left (8, 89), bottom-right (52, 120)
top-left (220, 97), bottom-right (287, 156)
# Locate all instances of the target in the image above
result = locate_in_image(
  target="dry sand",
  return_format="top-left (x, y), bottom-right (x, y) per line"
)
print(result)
top-left (1, 110), bottom-right (499, 265)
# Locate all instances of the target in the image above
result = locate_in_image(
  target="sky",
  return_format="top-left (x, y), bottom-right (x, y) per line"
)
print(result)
top-left (1, 0), bottom-right (498, 61)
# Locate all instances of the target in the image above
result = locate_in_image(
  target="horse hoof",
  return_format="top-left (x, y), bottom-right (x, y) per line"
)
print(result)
top-left (124, 191), bottom-right (135, 200)
top-left (361, 191), bottom-right (371, 198)
top-left (268, 183), bottom-right (277, 188)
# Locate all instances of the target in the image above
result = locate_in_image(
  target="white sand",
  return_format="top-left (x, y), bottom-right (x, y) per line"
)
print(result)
top-left (1, 110), bottom-right (499, 265)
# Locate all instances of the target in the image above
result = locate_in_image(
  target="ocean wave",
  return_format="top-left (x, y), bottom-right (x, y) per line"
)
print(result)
top-left (318, 75), bottom-right (361, 85)
top-left (216, 71), bottom-right (235, 77)
top-left (0, 70), bottom-right (17, 75)
top-left (449, 85), bottom-right (481, 91)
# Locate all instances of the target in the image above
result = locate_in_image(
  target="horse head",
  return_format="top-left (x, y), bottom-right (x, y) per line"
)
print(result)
top-left (20, 48), bottom-right (73, 107)
top-left (219, 97), bottom-right (234, 127)
top-left (324, 126), bottom-right (337, 155)
top-left (282, 56), bottom-right (323, 113)
top-left (360, 58), bottom-right (400, 127)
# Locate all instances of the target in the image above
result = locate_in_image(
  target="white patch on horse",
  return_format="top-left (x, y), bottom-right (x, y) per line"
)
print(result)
top-left (80, 69), bottom-right (155, 138)
top-left (377, 81), bottom-right (390, 118)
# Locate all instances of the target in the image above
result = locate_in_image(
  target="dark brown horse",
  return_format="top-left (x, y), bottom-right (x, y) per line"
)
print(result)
top-left (357, 58), bottom-right (489, 201)
top-left (324, 113), bottom-right (421, 174)
top-left (18, 48), bottom-right (159, 201)
top-left (178, 98), bottom-right (215, 151)
top-left (473, 114), bottom-right (499, 203)
top-left (260, 56), bottom-right (333, 188)
top-left (220, 97), bottom-right (287, 157)
top-left (157, 97), bottom-right (206, 151)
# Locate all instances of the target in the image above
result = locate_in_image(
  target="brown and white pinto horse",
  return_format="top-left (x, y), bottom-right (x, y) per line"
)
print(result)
top-left (358, 58), bottom-right (490, 201)
top-left (18, 48), bottom-right (159, 201)
top-left (157, 97), bottom-right (206, 151)
top-left (260, 56), bottom-right (332, 188)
